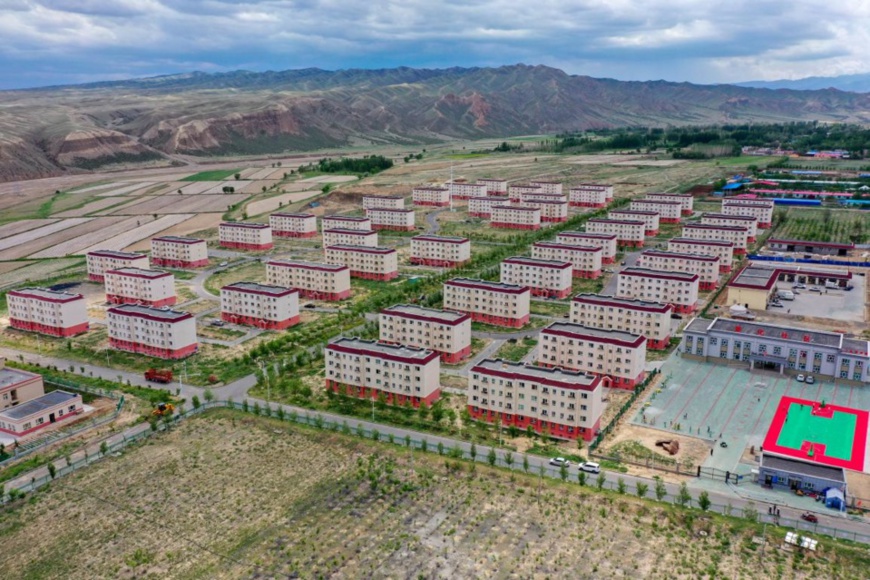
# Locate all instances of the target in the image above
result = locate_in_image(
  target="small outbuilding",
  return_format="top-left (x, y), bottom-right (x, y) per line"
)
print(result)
top-left (825, 488), bottom-right (846, 511)
top-left (0, 390), bottom-right (84, 437)
top-left (758, 452), bottom-right (847, 495)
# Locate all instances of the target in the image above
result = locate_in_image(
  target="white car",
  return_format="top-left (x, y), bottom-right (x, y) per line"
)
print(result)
top-left (806, 375), bottom-right (815, 385)
top-left (796, 374), bottom-right (806, 382)
top-left (549, 457), bottom-right (570, 467)
top-left (579, 461), bottom-right (601, 473)
top-left (793, 283), bottom-right (807, 289)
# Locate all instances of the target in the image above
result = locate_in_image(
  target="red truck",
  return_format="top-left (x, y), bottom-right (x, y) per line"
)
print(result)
top-left (144, 368), bottom-right (173, 384)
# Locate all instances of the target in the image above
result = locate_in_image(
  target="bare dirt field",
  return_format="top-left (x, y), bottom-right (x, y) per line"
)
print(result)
top-left (248, 167), bottom-right (280, 180)
top-left (94, 182), bottom-right (157, 197)
top-left (125, 213), bottom-right (224, 251)
top-left (53, 196), bottom-right (131, 217)
top-left (0, 219), bottom-right (59, 240)
top-left (0, 258), bottom-right (84, 290)
top-left (245, 190), bottom-right (321, 216)
top-left (27, 216), bottom-right (153, 258)
top-left (78, 214), bottom-right (193, 255)
top-left (240, 179), bottom-right (278, 194)
top-left (0, 218), bottom-right (93, 253)
top-left (107, 194), bottom-right (248, 215)
top-left (178, 181), bottom-right (220, 194)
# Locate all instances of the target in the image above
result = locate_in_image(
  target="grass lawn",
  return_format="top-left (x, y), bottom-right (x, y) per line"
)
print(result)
top-left (529, 300), bottom-right (571, 317)
top-left (472, 317), bottom-right (550, 334)
top-left (772, 207), bottom-right (870, 244)
top-left (181, 169), bottom-right (243, 181)
top-left (493, 337), bottom-right (538, 361)
top-left (204, 262), bottom-right (266, 295)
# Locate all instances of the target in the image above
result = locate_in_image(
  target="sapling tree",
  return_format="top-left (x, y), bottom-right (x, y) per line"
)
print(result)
top-left (487, 448), bottom-right (497, 466)
top-left (654, 476), bottom-right (667, 501)
top-left (677, 482), bottom-right (692, 507)
top-left (698, 491), bottom-right (711, 511)
top-left (617, 478), bottom-right (627, 494)
top-left (596, 473), bottom-right (606, 490)
top-left (559, 464), bottom-right (569, 482)
top-left (578, 471), bottom-right (586, 486)
top-left (636, 481), bottom-right (648, 498)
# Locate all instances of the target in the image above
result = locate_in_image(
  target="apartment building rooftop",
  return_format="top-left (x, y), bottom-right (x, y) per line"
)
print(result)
top-left (503, 256), bottom-right (572, 269)
top-left (446, 278), bottom-right (529, 294)
top-left (412, 235), bottom-right (469, 244)
top-left (573, 293), bottom-right (673, 313)
top-left (152, 236), bottom-right (204, 244)
top-left (381, 304), bottom-right (470, 325)
top-left (326, 244), bottom-right (396, 254)
top-left (220, 221), bottom-right (269, 229)
top-left (106, 268), bottom-right (171, 279)
top-left (669, 237), bottom-right (734, 248)
top-left (641, 250), bottom-right (719, 262)
top-left (222, 282), bottom-right (298, 297)
top-left (620, 267), bottom-right (700, 282)
top-left (327, 337), bottom-right (439, 364)
top-left (8, 287), bottom-right (83, 303)
top-left (266, 259), bottom-right (349, 272)
top-left (271, 212), bottom-right (315, 218)
top-left (474, 359), bottom-right (600, 391)
top-left (543, 322), bottom-right (646, 347)
top-left (87, 249), bottom-right (147, 259)
top-left (534, 241), bottom-right (602, 252)
top-left (323, 228), bottom-right (377, 236)
top-left (107, 303), bottom-right (192, 322)
top-left (0, 366), bottom-right (41, 392)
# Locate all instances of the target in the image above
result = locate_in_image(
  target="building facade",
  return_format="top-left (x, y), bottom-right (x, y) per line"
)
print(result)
top-left (608, 210), bottom-right (660, 236)
top-left (324, 245), bottom-right (399, 281)
top-left (571, 294), bottom-right (673, 350)
top-left (220, 282), bottom-right (300, 329)
top-left (701, 213), bottom-right (759, 242)
top-left (265, 260), bottom-right (351, 301)
top-left (325, 337), bottom-right (441, 407)
top-left (269, 213), bottom-right (318, 238)
top-left (218, 222), bottom-right (273, 251)
top-left (86, 250), bottom-right (149, 282)
top-left (630, 199), bottom-right (683, 223)
top-left (539, 322), bottom-right (647, 390)
top-left (568, 184), bottom-right (611, 207)
top-left (477, 178), bottom-right (508, 195)
top-left (150, 236), bottom-right (209, 268)
top-left (491, 205), bottom-right (541, 230)
top-left (362, 195), bottom-right (405, 210)
top-left (443, 278), bottom-right (531, 328)
top-left (449, 181), bottom-right (488, 200)
top-left (520, 199), bottom-right (568, 222)
top-left (322, 228), bottom-right (379, 248)
top-left (726, 263), bottom-right (853, 310)
top-left (722, 199), bottom-right (774, 228)
top-left (681, 224), bottom-right (749, 255)
top-left (616, 267), bottom-right (700, 314)
top-left (645, 192), bottom-right (694, 216)
top-left (410, 235), bottom-right (471, 267)
top-left (468, 359), bottom-right (603, 441)
top-left (767, 239), bottom-right (854, 257)
top-left (668, 238), bottom-right (735, 273)
top-left (556, 232), bottom-right (618, 264)
top-left (468, 195), bottom-right (510, 218)
top-left (379, 304), bottom-right (472, 363)
top-left (107, 304), bottom-right (197, 359)
top-left (500, 257), bottom-right (574, 298)
top-left (412, 187), bottom-right (450, 207)
top-left (321, 215), bottom-right (372, 231)
top-left (7, 288), bottom-right (89, 337)
top-left (529, 181), bottom-right (563, 195)
top-left (366, 208), bottom-right (416, 231)
top-left (0, 390), bottom-right (84, 437)
top-left (531, 242), bottom-right (603, 279)
top-left (637, 250), bottom-right (720, 291)
top-left (586, 218), bottom-right (645, 247)
top-left (0, 363), bottom-right (46, 411)
top-left (507, 184), bottom-right (543, 201)
top-left (104, 268), bottom-right (176, 307)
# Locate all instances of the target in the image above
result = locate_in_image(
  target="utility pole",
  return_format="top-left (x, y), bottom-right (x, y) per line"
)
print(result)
top-left (449, 162), bottom-right (454, 212)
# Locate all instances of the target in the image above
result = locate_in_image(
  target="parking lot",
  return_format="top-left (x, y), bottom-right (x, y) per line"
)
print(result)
top-left (769, 275), bottom-right (865, 322)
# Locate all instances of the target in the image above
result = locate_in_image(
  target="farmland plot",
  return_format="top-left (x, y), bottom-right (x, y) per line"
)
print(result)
top-left (53, 197), bottom-right (130, 217)
top-left (0, 219), bottom-right (58, 240)
top-left (0, 258), bottom-right (84, 290)
top-left (94, 182), bottom-right (157, 197)
top-left (248, 167), bottom-right (279, 180)
top-left (238, 167), bottom-right (263, 179)
top-left (0, 218), bottom-right (93, 253)
top-left (774, 207), bottom-right (870, 244)
top-left (29, 216), bottom-right (153, 258)
top-left (107, 194), bottom-right (247, 215)
top-left (245, 191), bottom-right (322, 216)
top-left (78, 214), bottom-right (193, 254)
top-left (68, 181), bottom-right (121, 193)
top-left (177, 181), bottom-right (219, 194)
top-left (241, 179), bottom-right (279, 193)
top-left (202, 180), bottom-right (240, 194)
top-left (124, 213), bottom-right (223, 251)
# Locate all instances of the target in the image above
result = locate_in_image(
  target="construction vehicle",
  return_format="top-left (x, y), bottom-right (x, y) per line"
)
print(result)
top-left (144, 368), bottom-right (173, 383)
top-left (153, 402), bottom-right (175, 416)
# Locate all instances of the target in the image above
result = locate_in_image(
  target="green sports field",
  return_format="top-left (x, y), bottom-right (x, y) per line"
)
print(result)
top-left (776, 402), bottom-right (856, 460)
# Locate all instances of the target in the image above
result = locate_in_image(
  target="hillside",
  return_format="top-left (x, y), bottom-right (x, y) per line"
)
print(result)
top-left (4, 64), bottom-right (870, 181)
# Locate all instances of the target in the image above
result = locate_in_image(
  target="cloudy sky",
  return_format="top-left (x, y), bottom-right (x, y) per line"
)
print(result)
top-left (1, 0), bottom-right (868, 89)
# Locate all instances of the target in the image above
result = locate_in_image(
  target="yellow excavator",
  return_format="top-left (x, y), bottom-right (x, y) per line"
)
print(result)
top-left (152, 402), bottom-right (175, 416)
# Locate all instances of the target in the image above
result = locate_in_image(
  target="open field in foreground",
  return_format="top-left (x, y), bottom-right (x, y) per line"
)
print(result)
top-left (1, 410), bottom-right (868, 579)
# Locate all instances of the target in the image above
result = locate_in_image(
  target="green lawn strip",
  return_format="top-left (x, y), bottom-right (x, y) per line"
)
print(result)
top-left (493, 337), bottom-right (538, 362)
top-left (181, 169), bottom-right (242, 182)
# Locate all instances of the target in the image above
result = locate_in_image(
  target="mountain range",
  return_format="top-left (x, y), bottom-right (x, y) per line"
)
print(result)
top-left (737, 73), bottom-right (870, 93)
top-left (3, 64), bottom-right (870, 182)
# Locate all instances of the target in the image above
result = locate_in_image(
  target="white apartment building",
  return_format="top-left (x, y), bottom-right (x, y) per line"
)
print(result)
top-left (322, 228), bottom-right (379, 248)
top-left (529, 181), bottom-right (563, 195)
top-left (220, 282), bottom-right (300, 330)
top-left (568, 184), bottom-right (610, 208)
top-left (556, 232), bottom-right (618, 264)
top-left (362, 195), bottom-right (405, 210)
top-left (325, 245), bottom-right (399, 281)
top-left (150, 236), bottom-right (209, 268)
top-left (7, 288), bottom-right (89, 337)
top-left (668, 238), bottom-right (735, 273)
top-left (630, 199), bottom-right (683, 223)
top-left (412, 187), bottom-right (450, 207)
top-left (322, 215), bottom-right (372, 231)
top-left (701, 213), bottom-right (759, 242)
top-left (531, 242), bottom-right (603, 279)
top-left (638, 250), bottom-right (720, 291)
top-left (266, 259), bottom-right (351, 301)
top-left (269, 212), bottom-right (318, 238)
top-left (491, 205), bottom-right (541, 230)
top-left (682, 223), bottom-right (750, 255)
top-left (520, 192), bottom-right (567, 204)
top-left (449, 181), bottom-right (488, 200)
top-left (571, 293), bottom-right (673, 350)
top-left (500, 257), bottom-right (573, 299)
top-left (468, 359), bottom-right (604, 441)
top-left (645, 192), bottom-right (694, 216)
top-left (508, 184), bottom-right (543, 201)
top-left (366, 208), bottom-right (416, 231)
top-left (218, 222), bottom-right (273, 251)
top-left (443, 278), bottom-right (531, 328)
top-left (539, 322), bottom-right (647, 390)
top-left (86, 250), bottom-right (149, 282)
top-left (325, 337), bottom-right (441, 407)
top-left (617, 267), bottom-right (700, 314)
top-left (107, 303), bottom-right (197, 359)
top-left (477, 178), bottom-right (508, 195)
top-left (608, 210), bottom-right (660, 236)
top-left (104, 268), bottom-right (176, 307)
top-left (722, 199), bottom-right (774, 229)
top-left (519, 199), bottom-right (568, 222)
top-left (379, 304), bottom-right (472, 363)
top-left (468, 195), bottom-right (510, 218)
top-left (586, 218), bottom-right (645, 247)
top-left (410, 235), bottom-right (471, 267)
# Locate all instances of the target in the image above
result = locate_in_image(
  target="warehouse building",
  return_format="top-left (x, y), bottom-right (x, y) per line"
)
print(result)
top-left (366, 208), bottom-right (416, 232)
top-left (701, 213), bottom-right (759, 242)
top-left (86, 250), bottom-right (149, 282)
top-left (379, 304), bottom-right (472, 363)
top-left (7, 288), bottom-right (89, 337)
top-left (150, 236), bottom-right (209, 268)
top-left (556, 232), bottom-right (618, 264)
top-left (500, 257), bottom-right (573, 299)
top-left (362, 195), bottom-right (405, 210)
top-left (609, 209), bottom-right (660, 236)
top-left (571, 294), bottom-right (674, 350)
top-left (218, 222), bottom-right (273, 251)
top-left (322, 215), bottom-right (372, 231)
top-left (443, 278), bottom-right (531, 328)
top-left (410, 235), bottom-right (471, 267)
top-left (105, 268), bottom-right (176, 307)
top-left (531, 242), bottom-right (603, 279)
top-left (586, 218), bottom-right (645, 247)
top-left (266, 260), bottom-right (351, 301)
top-left (220, 282), bottom-right (300, 330)
top-left (269, 213), bottom-right (318, 238)
top-left (617, 267), bottom-right (700, 314)
top-left (681, 223), bottom-right (750, 255)
top-left (491, 205), bottom-right (541, 230)
top-left (322, 228), bottom-right (379, 248)
top-left (412, 187), bottom-right (450, 207)
top-left (726, 263), bottom-right (853, 310)
top-left (568, 184), bottom-right (612, 207)
top-left (637, 250), bottom-right (720, 291)
top-left (668, 238), bottom-right (735, 273)
top-left (325, 245), bottom-right (399, 281)
top-left (107, 304), bottom-right (197, 359)
top-left (767, 239), bottom-right (854, 257)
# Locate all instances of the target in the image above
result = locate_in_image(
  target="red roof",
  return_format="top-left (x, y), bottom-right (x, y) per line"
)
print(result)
top-left (445, 278), bottom-right (529, 295)
top-left (572, 294), bottom-right (673, 314)
top-left (220, 222), bottom-right (269, 229)
top-left (503, 257), bottom-right (572, 269)
top-left (620, 268), bottom-right (699, 282)
top-left (534, 242), bottom-right (602, 253)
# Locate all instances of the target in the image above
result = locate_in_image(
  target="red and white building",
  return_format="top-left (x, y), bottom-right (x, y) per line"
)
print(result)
top-left (468, 359), bottom-right (603, 441)
top-left (410, 235), bottom-right (471, 267)
top-left (682, 223), bottom-right (750, 255)
top-left (362, 195), bottom-right (405, 210)
top-left (0, 363), bottom-right (45, 412)
top-left (218, 222), bottom-right (273, 251)
top-left (379, 304), bottom-right (472, 364)
top-left (530, 181), bottom-right (563, 195)
top-left (325, 337), bottom-right (441, 408)
top-left (220, 282), bottom-right (300, 330)
top-left (322, 228), bottom-right (379, 248)
top-left (617, 268), bottom-right (700, 314)
top-left (0, 390), bottom-right (84, 438)
top-left (531, 242), bottom-right (603, 279)
top-left (412, 187), bottom-right (450, 207)
top-left (266, 260), bottom-right (351, 301)
top-left (508, 184), bottom-right (542, 202)
top-left (86, 250), bottom-right (149, 282)
top-left (366, 208), bottom-right (416, 231)
top-left (586, 218), bottom-right (645, 247)
top-left (569, 184), bottom-right (613, 207)
top-left (269, 213), bottom-right (318, 238)
top-left (449, 181), bottom-right (487, 200)
top-left (609, 210), bottom-right (660, 236)
top-left (556, 232), bottom-right (617, 264)
top-left (539, 322), bottom-right (647, 390)
top-left (638, 250), bottom-right (720, 291)
top-left (520, 192), bottom-right (567, 203)
top-left (722, 199), bottom-right (774, 229)
top-left (443, 278), bottom-right (530, 328)
top-left (500, 257), bottom-right (573, 299)
top-left (105, 268), bottom-right (176, 307)
top-left (631, 199), bottom-right (683, 223)
top-left (520, 198), bottom-right (568, 222)
top-left (325, 245), bottom-right (398, 281)
top-left (701, 213), bottom-right (758, 242)
top-left (477, 178), bottom-right (508, 195)
top-left (646, 193), bottom-right (694, 216)
top-left (668, 238), bottom-right (735, 273)
top-left (151, 236), bottom-right (209, 268)
top-left (107, 304), bottom-right (197, 359)
top-left (468, 195), bottom-right (510, 218)
top-left (571, 294), bottom-right (673, 350)
top-left (322, 215), bottom-right (372, 231)
top-left (491, 205), bottom-right (541, 230)
top-left (7, 288), bottom-right (89, 337)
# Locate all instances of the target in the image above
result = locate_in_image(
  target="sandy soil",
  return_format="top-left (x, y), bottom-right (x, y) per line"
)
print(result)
top-left (0, 219), bottom-right (59, 240)
top-left (124, 213), bottom-right (224, 251)
top-left (0, 261), bottom-right (32, 274)
top-left (245, 191), bottom-right (322, 216)
top-left (240, 179), bottom-right (279, 194)
top-left (247, 167), bottom-right (279, 180)
top-left (78, 214), bottom-right (192, 255)
top-left (107, 194), bottom-right (247, 215)
top-left (28, 216), bottom-right (150, 258)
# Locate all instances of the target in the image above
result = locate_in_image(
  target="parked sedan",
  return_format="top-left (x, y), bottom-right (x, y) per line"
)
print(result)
top-left (796, 374), bottom-right (806, 382)
top-left (549, 457), bottom-right (570, 467)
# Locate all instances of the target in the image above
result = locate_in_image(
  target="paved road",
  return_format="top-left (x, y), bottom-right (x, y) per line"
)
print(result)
top-left (425, 208), bottom-right (448, 234)
top-left (441, 338), bottom-right (505, 377)
top-left (602, 249), bottom-right (641, 295)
